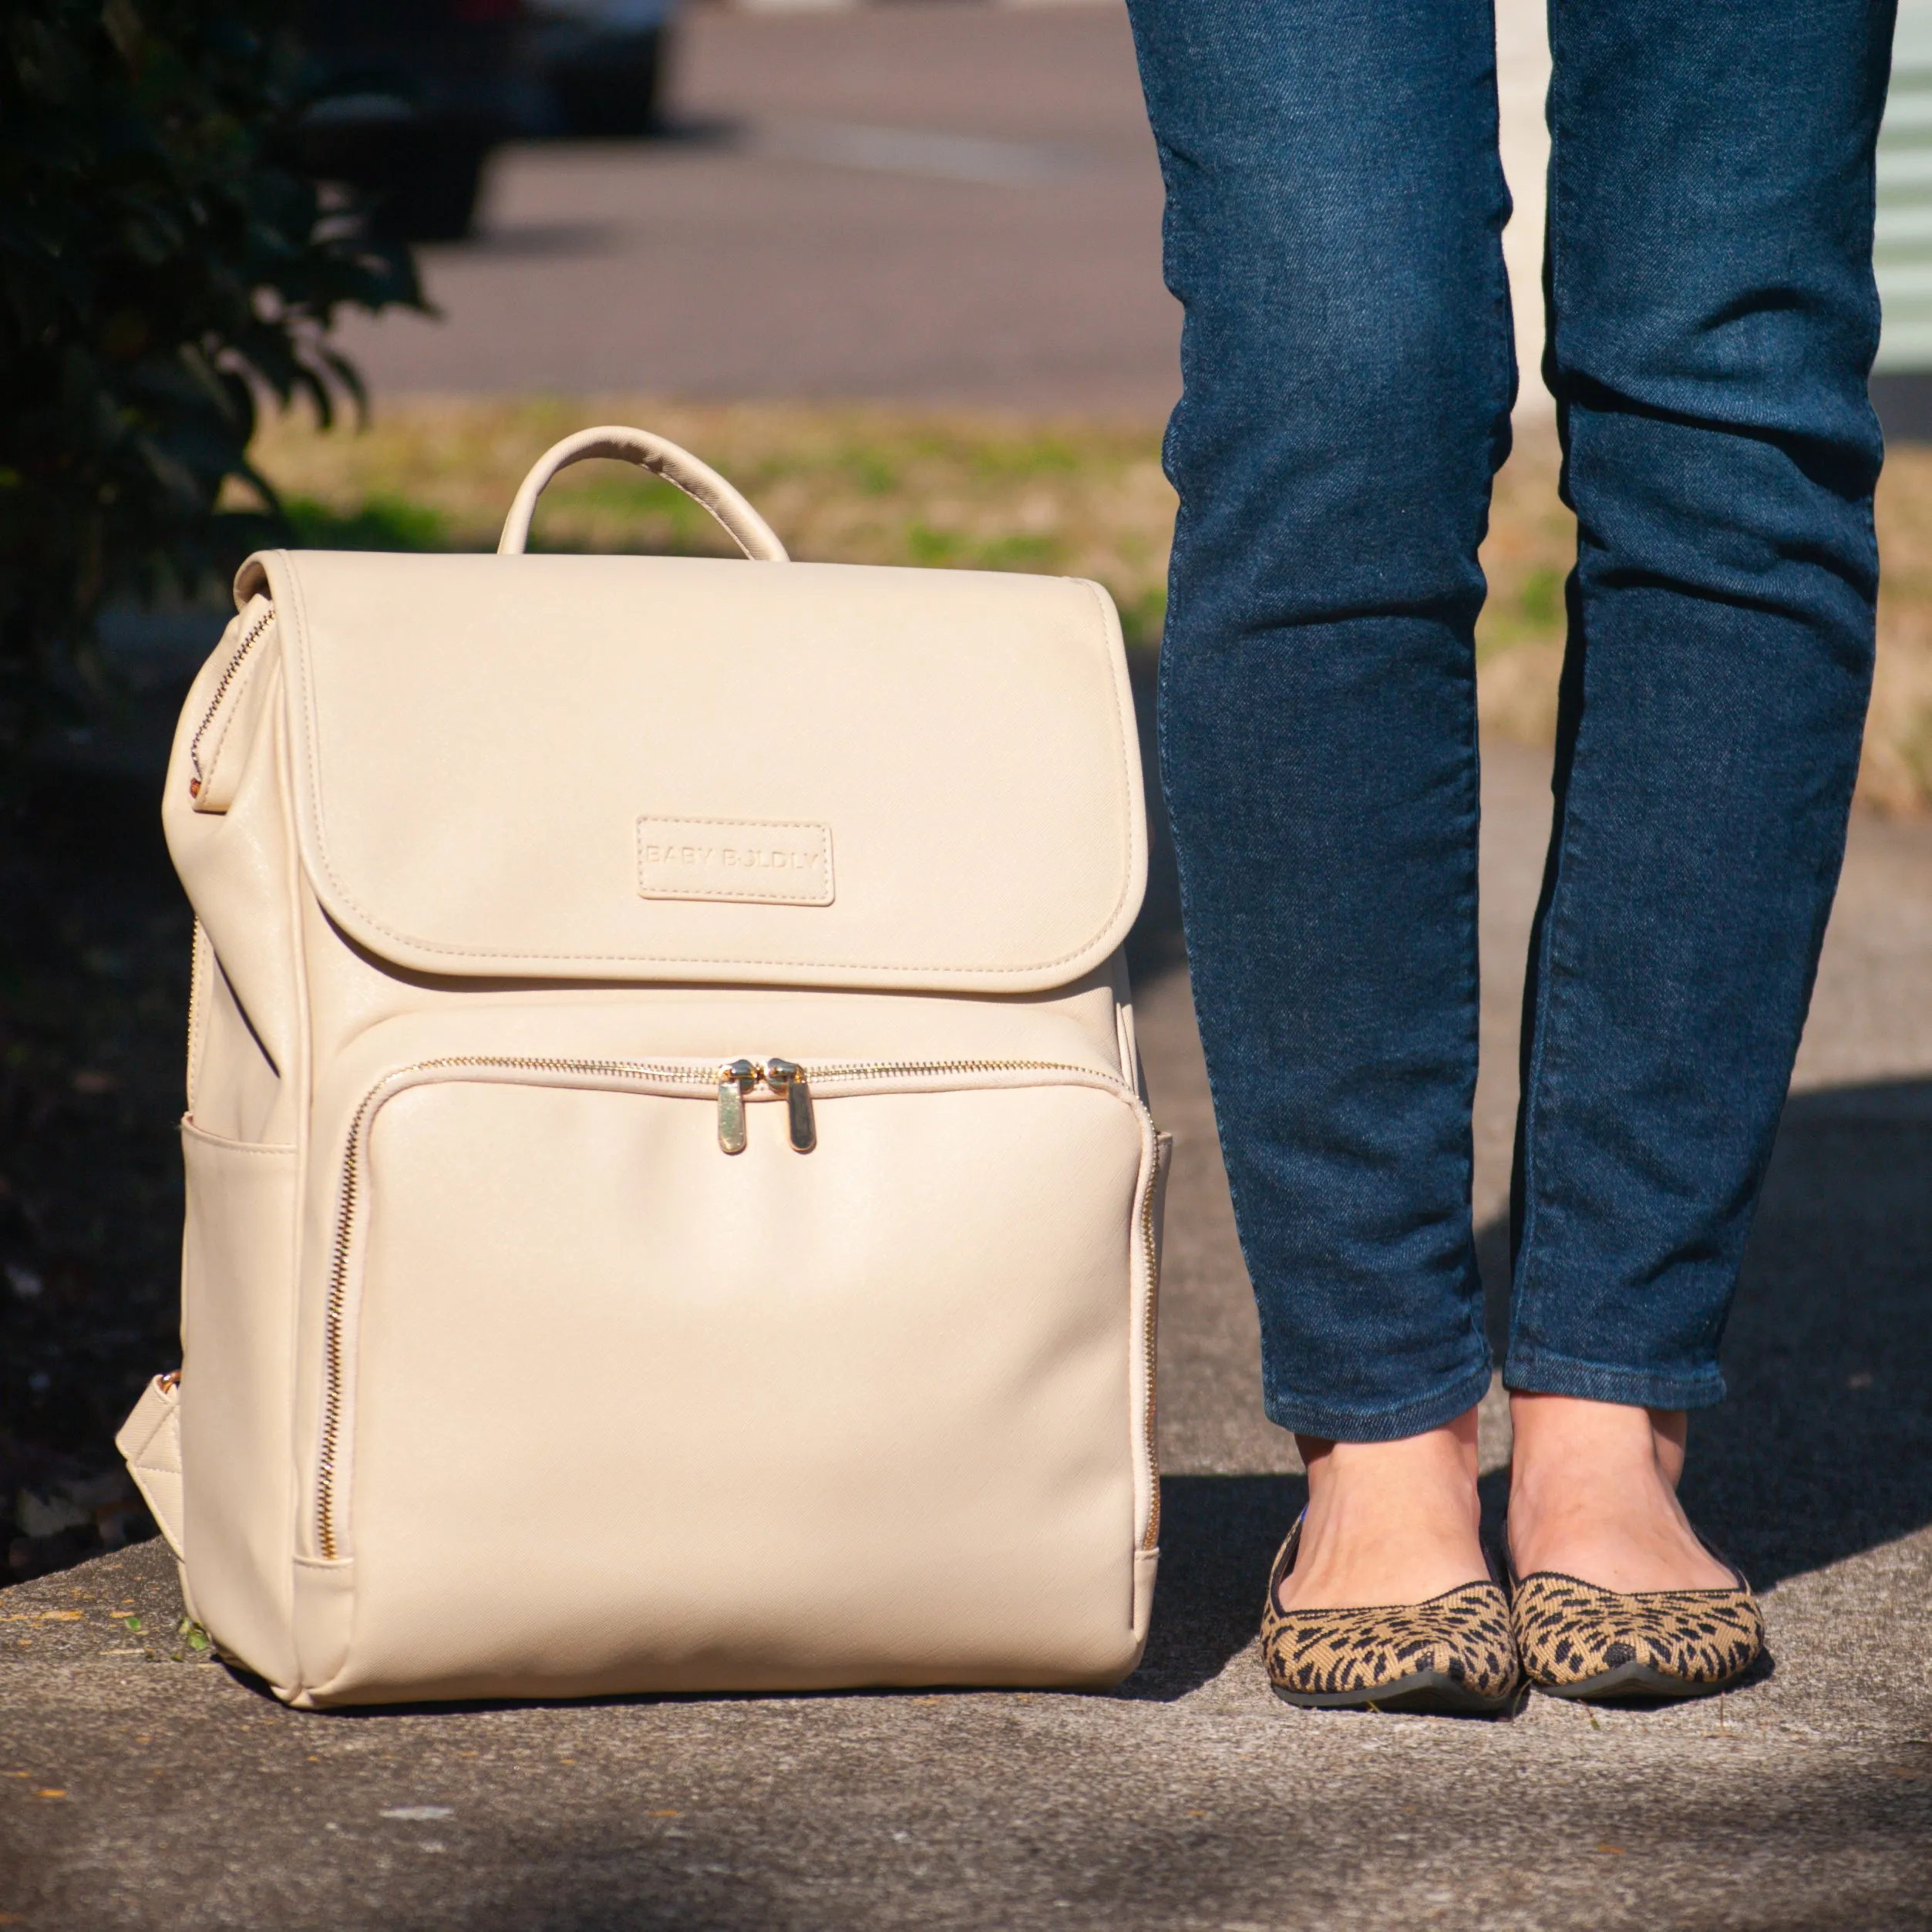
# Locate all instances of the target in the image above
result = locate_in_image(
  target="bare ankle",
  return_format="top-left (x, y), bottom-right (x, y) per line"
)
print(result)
top-left (1508, 1394), bottom-right (1685, 1507)
top-left (1505, 1393), bottom-right (1731, 1591)
top-left (1297, 1403), bottom-right (1479, 1503)
top-left (1274, 1409), bottom-right (1487, 1611)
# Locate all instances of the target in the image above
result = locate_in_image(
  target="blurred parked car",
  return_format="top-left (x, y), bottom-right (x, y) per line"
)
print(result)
top-left (523, 0), bottom-right (680, 138)
top-left (286, 0), bottom-right (528, 242)
top-left (285, 0), bottom-right (681, 243)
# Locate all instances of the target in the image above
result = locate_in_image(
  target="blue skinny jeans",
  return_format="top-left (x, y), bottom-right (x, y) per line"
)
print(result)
top-left (1124, 0), bottom-right (1892, 1440)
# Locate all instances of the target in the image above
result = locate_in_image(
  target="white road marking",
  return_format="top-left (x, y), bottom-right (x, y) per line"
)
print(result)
top-left (741, 119), bottom-right (1076, 187)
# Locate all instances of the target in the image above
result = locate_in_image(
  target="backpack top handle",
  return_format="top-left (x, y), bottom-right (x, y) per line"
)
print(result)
top-left (496, 425), bottom-right (790, 563)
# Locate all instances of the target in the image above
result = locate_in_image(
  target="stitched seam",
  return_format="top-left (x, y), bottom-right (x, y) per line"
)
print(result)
top-left (638, 891), bottom-right (832, 905)
top-left (1451, 644), bottom-right (1484, 1358)
top-left (1512, 786), bottom-right (1577, 1335)
top-left (1264, 1359), bottom-right (1493, 1429)
top-left (124, 1402), bottom-right (178, 1466)
top-left (286, 566), bottom-right (1141, 975)
top-left (1502, 1344), bottom-right (1725, 1401)
top-left (181, 1118), bottom-right (298, 1156)
top-left (637, 814), bottom-right (827, 833)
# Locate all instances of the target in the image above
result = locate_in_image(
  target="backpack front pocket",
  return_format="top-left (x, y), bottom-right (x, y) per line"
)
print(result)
top-left (305, 1055), bottom-right (1158, 1703)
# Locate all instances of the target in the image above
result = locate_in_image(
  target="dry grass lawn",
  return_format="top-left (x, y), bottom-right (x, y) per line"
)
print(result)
top-left (245, 398), bottom-right (1932, 813)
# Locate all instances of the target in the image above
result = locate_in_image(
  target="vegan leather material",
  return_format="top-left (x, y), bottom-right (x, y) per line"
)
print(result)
top-left (127, 428), bottom-right (1163, 1708)
top-left (495, 424), bottom-right (789, 561)
top-left (243, 550), bottom-right (1145, 988)
top-left (115, 1375), bottom-right (184, 1560)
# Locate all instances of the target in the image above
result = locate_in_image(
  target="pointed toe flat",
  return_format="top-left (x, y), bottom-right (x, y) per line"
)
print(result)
top-left (1261, 1517), bottom-right (1521, 1716)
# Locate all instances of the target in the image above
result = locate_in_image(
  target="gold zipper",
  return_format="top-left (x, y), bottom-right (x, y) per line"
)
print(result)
top-left (716, 1059), bottom-right (758, 1153)
top-left (314, 1052), bottom-right (1162, 1560)
top-left (183, 921), bottom-right (209, 1110)
top-left (186, 606), bottom-right (274, 799)
top-left (761, 1059), bottom-right (816, 1152)
top-left (1138, 1153), bottom-right (1160, 1550)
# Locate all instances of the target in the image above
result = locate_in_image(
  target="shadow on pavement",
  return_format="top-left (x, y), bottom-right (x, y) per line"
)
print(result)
top-left (1130, 1071), bottom-right (1930, 1698)
top-left (1119, 1473), bottom-right (1301, 1701)
top-left (1675, 1078), bottom-right (1932, 1588)
top-left (1477, 1076), bottom-right (1932, 1591)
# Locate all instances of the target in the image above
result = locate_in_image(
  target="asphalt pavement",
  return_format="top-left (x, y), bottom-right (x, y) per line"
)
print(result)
top-left (331, 1), bottom-right (1181, 412)
top-left (330, 0), bottom-right (1564, 417)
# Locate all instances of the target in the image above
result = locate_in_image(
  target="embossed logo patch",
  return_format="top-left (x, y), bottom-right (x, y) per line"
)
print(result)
top-left (636, 816), bottom-right (834, 906)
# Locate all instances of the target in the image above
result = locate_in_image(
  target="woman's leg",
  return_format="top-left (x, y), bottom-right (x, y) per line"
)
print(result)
top-left (1506, 0), bottom-right (1892, 1584)
top-left (1123, 0), bottom-right (1516, 1602)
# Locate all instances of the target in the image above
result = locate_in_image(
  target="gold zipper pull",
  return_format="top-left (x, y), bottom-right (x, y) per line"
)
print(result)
top-left (717, 1059), bottom-right (758, 1154)
top-left (762, 1059), bottom-right (816, 1153)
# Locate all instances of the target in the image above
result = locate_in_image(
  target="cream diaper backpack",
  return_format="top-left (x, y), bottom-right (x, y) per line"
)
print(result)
top-left (116, 427), bottom-right (1167, 1708)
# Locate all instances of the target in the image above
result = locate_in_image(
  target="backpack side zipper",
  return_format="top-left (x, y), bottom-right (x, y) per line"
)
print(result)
top-left (187, 605), bottom-right (274, 801)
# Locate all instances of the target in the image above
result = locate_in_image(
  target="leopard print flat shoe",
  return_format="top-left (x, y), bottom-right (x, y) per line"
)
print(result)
top-left (1261, 1516), bottom-right (1521, 1715)
top-left (1507, 1537), bottom-right (1765, 1701)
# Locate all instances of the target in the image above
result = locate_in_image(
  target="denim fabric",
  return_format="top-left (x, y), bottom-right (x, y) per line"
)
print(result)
top-left (1125, 0), bottom-right (1891, 1439)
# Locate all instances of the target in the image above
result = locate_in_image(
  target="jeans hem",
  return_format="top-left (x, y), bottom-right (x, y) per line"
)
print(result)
top-left (1261, 1358), bottom-right (1494, 1444)
top-left (1502, 1347), bottom-right (1726, 1412)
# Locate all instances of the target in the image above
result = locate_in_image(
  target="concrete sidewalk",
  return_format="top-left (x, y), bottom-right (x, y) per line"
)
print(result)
top-left (5, 739), bottom-right (1930, 1931)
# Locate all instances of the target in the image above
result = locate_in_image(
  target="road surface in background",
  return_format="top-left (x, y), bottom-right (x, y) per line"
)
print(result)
top-left (333, 0), bottom-right (1560, 416)
top-left (334, 2), bottom-right (1178, 411)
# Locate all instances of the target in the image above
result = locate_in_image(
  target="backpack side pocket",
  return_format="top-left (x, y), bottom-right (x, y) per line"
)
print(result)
top-left (178, 1119), bottom-right (300, 1688)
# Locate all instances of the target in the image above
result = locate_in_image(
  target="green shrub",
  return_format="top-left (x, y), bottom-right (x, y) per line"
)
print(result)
top-left (0, 0), bottom-right (422, 764)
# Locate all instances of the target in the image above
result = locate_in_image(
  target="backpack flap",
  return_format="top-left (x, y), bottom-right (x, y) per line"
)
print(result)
top-left (250, 548), bottom-right (1147, 993)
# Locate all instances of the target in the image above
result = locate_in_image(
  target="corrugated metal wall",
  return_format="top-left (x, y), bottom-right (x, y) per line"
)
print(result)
top-left (1877, 1), bottom-right (1932, 368)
